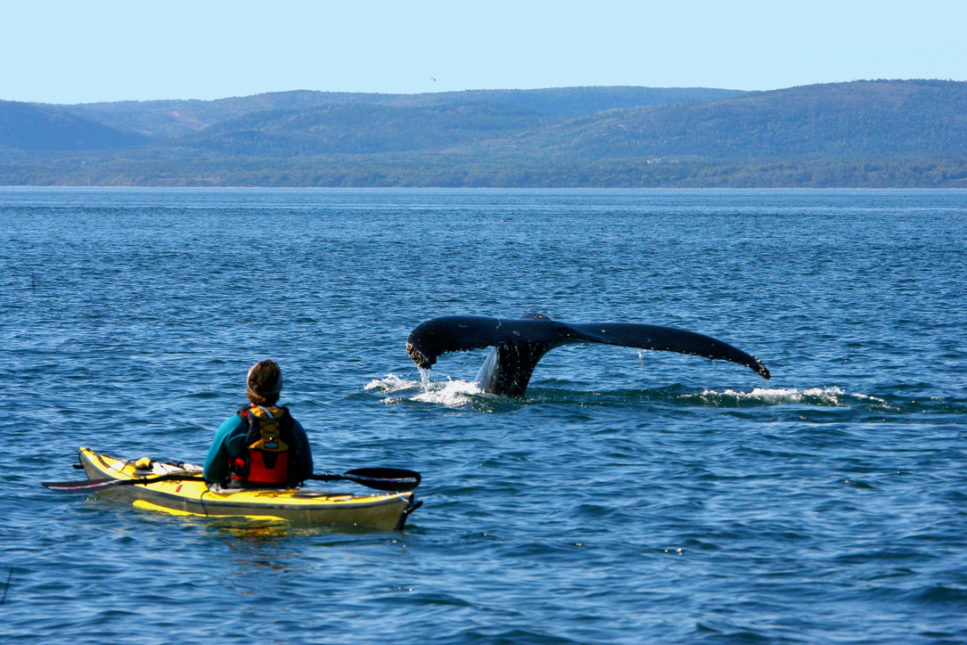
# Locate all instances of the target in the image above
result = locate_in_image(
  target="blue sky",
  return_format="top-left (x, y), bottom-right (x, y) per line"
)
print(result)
top-left (3, 0), bottom-right (965, 104)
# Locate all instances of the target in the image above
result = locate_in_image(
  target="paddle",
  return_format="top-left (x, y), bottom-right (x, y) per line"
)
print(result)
top-left (42, 467), bottom-right (421, 493)
top-left (42, 472), bottom-right (206, 492)
top-left (309, 468), bottom-right (421, 492)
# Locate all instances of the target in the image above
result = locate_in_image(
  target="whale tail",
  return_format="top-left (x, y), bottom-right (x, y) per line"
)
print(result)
top-left (406, 314), bottom-right (770, 396)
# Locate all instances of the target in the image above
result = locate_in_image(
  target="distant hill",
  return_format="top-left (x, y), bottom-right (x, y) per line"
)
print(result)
top-left (182, 102), bottom-right (551, 156)
top-left (67, 86), bottom-right (742, 139)
top-left (533, 80), bottom-right (967, 161)
top-left (1, 81), bottom-right (965, 187)
top-left (0, 100), bottom-right (150, 153)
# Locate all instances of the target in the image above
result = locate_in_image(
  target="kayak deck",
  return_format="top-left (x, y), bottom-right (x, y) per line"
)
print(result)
top-left (78, 447), bottom-right (419, 530)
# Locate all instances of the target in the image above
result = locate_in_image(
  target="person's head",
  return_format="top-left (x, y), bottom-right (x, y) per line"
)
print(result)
top-left (246, 359), bottom-right (283, 406)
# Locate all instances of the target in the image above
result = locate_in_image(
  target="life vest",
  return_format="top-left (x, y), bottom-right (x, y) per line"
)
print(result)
top-left (229, 405), bottom-right (295, 487)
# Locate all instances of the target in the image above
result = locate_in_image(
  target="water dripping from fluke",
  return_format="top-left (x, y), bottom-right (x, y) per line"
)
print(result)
top-left (418, 367), bottom-right (432, 394)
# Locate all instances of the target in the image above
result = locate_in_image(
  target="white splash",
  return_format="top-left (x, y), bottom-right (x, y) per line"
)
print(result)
top-left (412, 378), bottom-right (485, 407)
top-left (851, 392), bottom-right (892, 406)
top-left (722, 387), bottom-right (846, 406)
top-left (697, 386), bottom-right (893, 408)
top-left (363, 373), bottom-right (414, 393)
top-left (702, 386), bottom-right (847, 405)
top-left (365, 373), bottom-right (484, 407)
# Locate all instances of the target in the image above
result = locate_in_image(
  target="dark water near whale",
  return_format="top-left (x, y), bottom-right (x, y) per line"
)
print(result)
top-left (1, 188), bottom-right (966, 643)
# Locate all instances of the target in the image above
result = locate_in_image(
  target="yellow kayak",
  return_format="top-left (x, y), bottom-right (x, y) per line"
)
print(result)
top-left (74, 447), bottom-right (420, 530)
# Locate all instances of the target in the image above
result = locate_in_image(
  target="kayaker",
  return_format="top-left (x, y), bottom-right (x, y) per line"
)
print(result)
top-left (203, 359), bottom-right (313, 488)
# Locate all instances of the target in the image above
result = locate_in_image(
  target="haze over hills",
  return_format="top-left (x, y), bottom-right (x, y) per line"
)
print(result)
top-left (1, 81), bottom-right (964, 187)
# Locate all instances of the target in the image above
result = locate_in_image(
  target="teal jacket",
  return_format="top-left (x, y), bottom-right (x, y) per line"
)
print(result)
top-left (203, 408), bottom-right (313, 485)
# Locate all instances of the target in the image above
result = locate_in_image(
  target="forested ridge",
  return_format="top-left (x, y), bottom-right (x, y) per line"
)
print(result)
top-left (2, 81), bottom-right (965, 187)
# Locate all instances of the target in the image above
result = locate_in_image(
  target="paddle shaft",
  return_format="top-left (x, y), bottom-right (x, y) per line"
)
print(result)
top-left (42, 472), bottom-right (206, 492)
top-left (44, 467), bottom-right (420, 492)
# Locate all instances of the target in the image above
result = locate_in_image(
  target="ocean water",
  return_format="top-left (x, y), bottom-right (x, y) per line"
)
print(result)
top-left (1, 187), bottom-right (966, 643)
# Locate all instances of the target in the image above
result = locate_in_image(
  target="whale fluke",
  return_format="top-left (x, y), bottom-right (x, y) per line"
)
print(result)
top-left (406, 314), bottom-right (770, 396)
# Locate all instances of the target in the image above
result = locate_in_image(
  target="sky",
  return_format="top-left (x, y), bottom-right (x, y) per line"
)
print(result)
top-left (3, 0), bottom-right (966, 104)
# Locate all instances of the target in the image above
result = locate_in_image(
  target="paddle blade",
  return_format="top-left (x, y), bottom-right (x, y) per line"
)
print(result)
top-left (345, 467), bottom-right (421, 491)
top-left (42, 477), bottom-right (125, 492)
top-left (311, 468), bottom-right (421, 491)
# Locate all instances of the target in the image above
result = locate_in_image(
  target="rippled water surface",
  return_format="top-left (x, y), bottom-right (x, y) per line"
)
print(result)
top-left (2, 188), bottom-right (966, 643)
